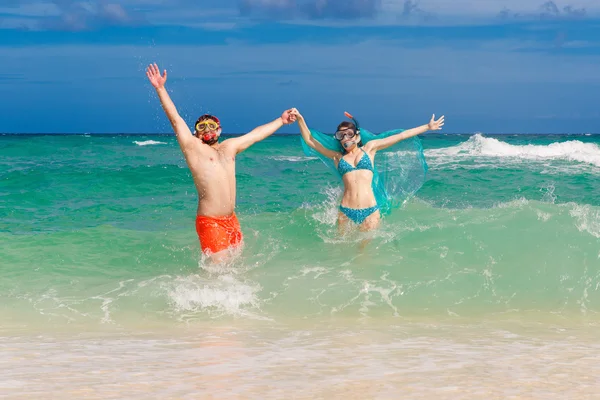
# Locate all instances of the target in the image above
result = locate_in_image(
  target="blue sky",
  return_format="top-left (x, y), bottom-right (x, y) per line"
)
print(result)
top-left (1, 0), bottom-right (599, 134)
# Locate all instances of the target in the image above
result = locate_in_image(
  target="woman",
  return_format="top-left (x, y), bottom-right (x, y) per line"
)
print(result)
top-left (292, 109), bottom-right (444, 233)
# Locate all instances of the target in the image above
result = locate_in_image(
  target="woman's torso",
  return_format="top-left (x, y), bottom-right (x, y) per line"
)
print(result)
top-left (336, 148), bottom-right (378, 209)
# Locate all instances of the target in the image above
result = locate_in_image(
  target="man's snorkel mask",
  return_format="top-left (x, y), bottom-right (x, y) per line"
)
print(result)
top-left (194, 114), bottom-right (221, 145)
top-left (335, 112), bottom-right (361, 150)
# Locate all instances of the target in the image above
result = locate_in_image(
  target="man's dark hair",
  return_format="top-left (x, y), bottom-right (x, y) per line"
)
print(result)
top-left (196, 114), bottom-right (220, 126)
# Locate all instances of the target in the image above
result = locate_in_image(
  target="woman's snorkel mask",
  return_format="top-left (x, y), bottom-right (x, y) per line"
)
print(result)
top-left (194, 114), bottom-right (221, 145)
top-left (335, 112), bottom-right (361, 150)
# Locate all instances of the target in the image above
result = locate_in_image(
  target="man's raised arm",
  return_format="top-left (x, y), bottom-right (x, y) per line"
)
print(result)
top-left (227, 109), bottom-right (296, 154)
top-left (146, 63), bottom-right (194, 151)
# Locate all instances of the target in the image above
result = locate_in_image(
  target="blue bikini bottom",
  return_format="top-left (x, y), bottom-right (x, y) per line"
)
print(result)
top-left (339, 205), bottom-right (380, 225)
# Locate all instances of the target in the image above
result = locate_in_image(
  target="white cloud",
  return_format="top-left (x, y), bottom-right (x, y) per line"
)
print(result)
top-left (381, 0), bottom-right (597, 16)
top-left (0, 1), bottom-right (139, 30)
top-left (1, 0), bottom-right (598, 31)
top-left (234, 0), bottom-right (598, 24)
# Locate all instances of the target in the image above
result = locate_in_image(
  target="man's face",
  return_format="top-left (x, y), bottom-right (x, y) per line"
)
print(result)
top-left (195, 118), bottom-right (221, 145)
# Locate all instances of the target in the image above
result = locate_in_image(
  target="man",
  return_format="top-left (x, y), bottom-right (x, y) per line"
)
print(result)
top-left (145, 63), bottom-right (296, 261)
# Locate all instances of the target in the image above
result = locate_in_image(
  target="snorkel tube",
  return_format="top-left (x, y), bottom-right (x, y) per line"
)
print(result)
top-left (344, 111), bottom-right (360, 131)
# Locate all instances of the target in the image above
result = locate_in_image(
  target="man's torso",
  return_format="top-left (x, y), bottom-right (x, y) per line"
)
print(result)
top-left (184, 140), bottom-right (237, 217)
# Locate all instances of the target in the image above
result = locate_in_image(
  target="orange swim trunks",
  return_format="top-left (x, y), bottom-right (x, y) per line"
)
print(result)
top-left (195, 213), bottom-right (243, 254)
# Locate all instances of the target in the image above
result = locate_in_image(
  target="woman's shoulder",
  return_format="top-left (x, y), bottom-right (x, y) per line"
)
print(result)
top-left (361, 142), bottom-right (377, 156)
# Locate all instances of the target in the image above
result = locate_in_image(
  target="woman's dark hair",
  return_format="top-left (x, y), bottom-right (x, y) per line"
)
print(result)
top-left (336, 121), bottom-right (363, 150)
top-left (336, 121), bottom-right (355, 132)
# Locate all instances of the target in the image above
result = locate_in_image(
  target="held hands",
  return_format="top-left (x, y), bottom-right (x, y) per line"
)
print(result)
top-left (146, 63), bottom-right (167, 89)
top-left (281, 108), bottom-right (298, 125)
top-left (428, 114), bottom-right (445, 131)
top-left (289, 108), bottom-right (303, 121)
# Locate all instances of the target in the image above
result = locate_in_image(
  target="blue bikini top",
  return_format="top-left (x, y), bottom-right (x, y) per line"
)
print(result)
top-left (337, 149), bottom-right (374, 176)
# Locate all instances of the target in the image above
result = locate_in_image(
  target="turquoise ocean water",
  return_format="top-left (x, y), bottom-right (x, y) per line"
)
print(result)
top-left (2, 133), bottom-right (600, 398)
